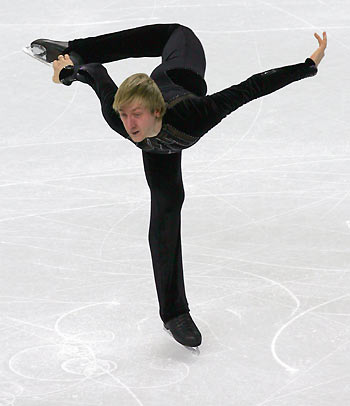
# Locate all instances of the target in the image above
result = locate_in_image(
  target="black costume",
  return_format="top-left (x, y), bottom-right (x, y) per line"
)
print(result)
top-left (62, 23), bottom-right (317, 323)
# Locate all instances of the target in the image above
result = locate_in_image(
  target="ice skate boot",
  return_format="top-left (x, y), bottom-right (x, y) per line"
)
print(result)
top-left (164, 313), bottom-right (202, 347)
top-left (23, 39), bottom-right (84, 66)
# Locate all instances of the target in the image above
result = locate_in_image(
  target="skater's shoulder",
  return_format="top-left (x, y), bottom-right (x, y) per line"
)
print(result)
top-left (165, 93), bottom-right (202, 117)
top-left (166, 93), bottom-right (198, 107)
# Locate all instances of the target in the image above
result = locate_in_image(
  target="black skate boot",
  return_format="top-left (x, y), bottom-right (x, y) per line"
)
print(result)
top-left (164, 313), bottom-right (202, 347)
top-left (23, 39), bottom-right (84, 66)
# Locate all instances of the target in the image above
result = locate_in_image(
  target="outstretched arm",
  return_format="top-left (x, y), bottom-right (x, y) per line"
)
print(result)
top-left (177, 32), bottom-right (327, 138)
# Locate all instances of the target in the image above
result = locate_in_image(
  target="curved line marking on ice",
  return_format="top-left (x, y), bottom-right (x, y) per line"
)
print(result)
top-left (271, 293), bottom-right (350, 373)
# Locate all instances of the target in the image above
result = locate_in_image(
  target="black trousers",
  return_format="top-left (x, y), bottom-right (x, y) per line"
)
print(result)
top-left (66, 24), bottom-right (207, 323)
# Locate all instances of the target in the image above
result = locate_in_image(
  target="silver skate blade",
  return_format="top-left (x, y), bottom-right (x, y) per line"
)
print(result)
top-left (185, 346), bottom-right (200, 355)
top-left (163, 327), bottom-right (201, 354)
top-left (22, 45), bottom-right (51, 66)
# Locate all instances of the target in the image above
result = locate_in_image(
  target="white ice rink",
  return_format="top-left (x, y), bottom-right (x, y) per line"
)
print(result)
top-left (1, 1), bottom-right (349, 405)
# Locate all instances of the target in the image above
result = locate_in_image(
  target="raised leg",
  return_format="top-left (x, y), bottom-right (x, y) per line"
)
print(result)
top-left (65, 23), bottom-right (182, 64)
top-left (65, 23), bottom-right (207, 96)
top-left (142, 150), bottom-right (189, 323)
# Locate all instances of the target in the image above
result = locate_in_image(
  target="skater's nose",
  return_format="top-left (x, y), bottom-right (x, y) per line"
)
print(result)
top-left (126, 116), bottom-right (136, 130)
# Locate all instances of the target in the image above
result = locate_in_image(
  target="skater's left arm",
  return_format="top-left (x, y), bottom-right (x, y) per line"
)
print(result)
top-left (179, 32), bottom-right (326, 137)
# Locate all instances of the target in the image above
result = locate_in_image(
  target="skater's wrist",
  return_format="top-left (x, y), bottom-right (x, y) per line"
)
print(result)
top-left (52, 54), bottom-right (75, 84)
top-left (58, 64), bottom-right (94, 86)
top-left (59, 64), bottom-right (75, 85)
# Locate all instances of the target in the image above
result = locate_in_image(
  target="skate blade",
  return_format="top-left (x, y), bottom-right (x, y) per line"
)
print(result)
top-left (22, 45), bottom-right (51, 66)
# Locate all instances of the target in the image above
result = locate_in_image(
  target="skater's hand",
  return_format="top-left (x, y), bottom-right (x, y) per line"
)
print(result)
top-left (310, 31), bottom-right (327, 67)
top-left (52, 54), bottom-right (74, 84)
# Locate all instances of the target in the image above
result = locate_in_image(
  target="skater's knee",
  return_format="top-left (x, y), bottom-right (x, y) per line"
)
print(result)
top-left (177, 24), bottom-right (195, 36)
top-left (171, 23), bottom-right (189, 31)
top-left (166, 23), bottom-right (193, 38)
top-left (152, 186), bottom-right (185, 212)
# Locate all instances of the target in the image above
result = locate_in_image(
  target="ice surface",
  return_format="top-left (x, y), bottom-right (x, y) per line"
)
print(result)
top-left (1, 0), bottom-right (350, 405)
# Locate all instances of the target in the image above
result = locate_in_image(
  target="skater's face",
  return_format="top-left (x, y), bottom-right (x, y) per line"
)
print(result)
top-left (118, 100), bottom-right (162, 142)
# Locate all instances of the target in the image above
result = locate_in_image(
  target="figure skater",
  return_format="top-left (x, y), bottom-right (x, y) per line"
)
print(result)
top-left (27, 23), bottom-right (327, 348)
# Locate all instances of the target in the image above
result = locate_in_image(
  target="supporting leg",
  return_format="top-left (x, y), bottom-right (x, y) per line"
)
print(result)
top-left (142, 150), bottom-right (189, 323)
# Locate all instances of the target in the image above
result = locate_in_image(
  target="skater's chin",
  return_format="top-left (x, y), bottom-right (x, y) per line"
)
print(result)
top-left (130, 132), bottom-right (145, 142)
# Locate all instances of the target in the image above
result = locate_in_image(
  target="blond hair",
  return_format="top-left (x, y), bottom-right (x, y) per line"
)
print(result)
top-left (113, 73), bottom-right (166, 118)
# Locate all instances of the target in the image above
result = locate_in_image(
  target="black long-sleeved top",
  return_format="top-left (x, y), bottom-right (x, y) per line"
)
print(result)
top-left (67, 58), bottom-right (317, 154)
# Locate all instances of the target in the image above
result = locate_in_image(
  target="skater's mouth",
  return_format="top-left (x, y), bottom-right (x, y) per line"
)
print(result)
top-left (132, 131), bottom-right (140, 136)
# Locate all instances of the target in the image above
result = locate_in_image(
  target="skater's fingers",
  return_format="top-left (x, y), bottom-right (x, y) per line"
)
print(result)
top-left (314, 32), bottom-right (322, 46)
top-left (314, 31), bottom-right (327, 49)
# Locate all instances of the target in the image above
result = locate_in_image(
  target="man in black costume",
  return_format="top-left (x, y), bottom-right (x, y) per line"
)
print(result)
top-left (30, 24), bottom-right (327, 348)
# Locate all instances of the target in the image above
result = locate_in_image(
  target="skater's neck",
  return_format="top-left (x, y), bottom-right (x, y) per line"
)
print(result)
top-left (147, 118), bottom-right (163, 138)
